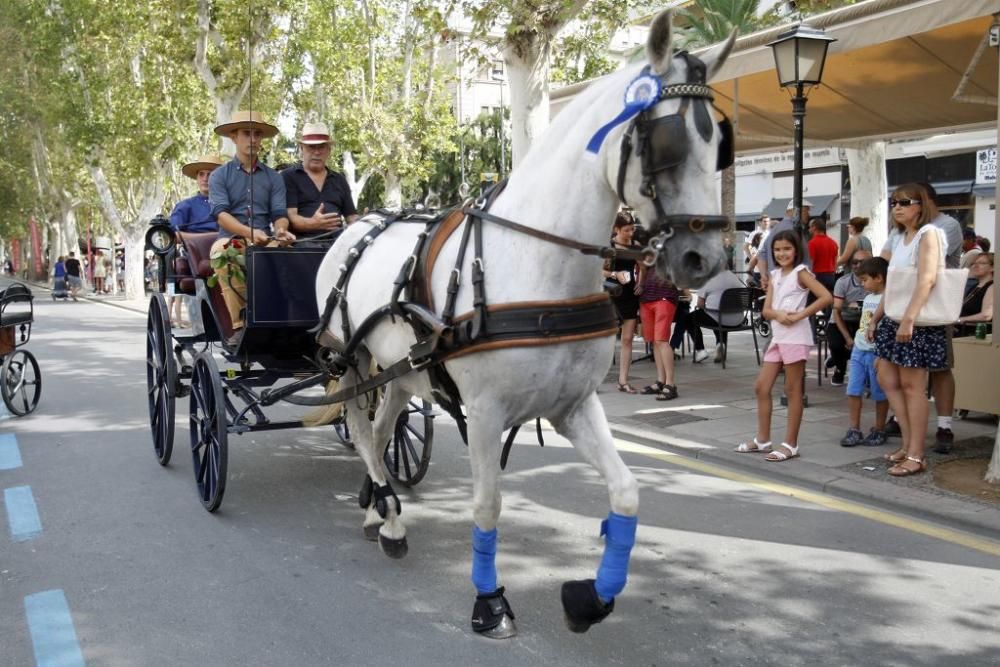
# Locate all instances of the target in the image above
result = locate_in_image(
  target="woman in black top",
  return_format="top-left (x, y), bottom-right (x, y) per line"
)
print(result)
top-left (956, 252), bottom-right (993, 336)
top-left (605, 212), bottom-right (641, 393)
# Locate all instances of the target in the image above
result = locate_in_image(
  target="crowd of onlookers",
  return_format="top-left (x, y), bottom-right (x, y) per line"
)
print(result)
top-left (610, 182), bottom-right (994, 476)
top-left (50, 250), bottom-right (125, 300)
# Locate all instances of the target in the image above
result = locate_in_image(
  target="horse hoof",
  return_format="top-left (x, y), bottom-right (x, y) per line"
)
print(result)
top-left (363, 522), bottom-right (383, 542)
top-left (378, 533), bottom-right (408, 559)
top-left (476, 613), bottom-right (517, 640)
top-left (561, 579), bottom-right (614, 634)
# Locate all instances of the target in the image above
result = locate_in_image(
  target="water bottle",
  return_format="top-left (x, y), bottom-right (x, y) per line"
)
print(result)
top-left (975, 322), bottom-right (987, 340)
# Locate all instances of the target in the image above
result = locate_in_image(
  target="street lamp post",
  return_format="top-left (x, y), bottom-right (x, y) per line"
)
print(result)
top-left (767, 23), bottom-right (836, 235)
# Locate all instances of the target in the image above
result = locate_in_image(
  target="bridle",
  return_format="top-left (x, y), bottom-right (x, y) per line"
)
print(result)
top-left (615, 51), bottom-right (734, 252)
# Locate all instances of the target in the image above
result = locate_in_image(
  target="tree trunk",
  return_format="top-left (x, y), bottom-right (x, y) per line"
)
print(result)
top-left (721, 164), bottom-right (735, 220)
top-left (846, 142), bottom-right (888, 254)
top-left (383, 171), bottom-right (402, 209)
top-left (341, 151), bottom-right (370, 208)
top-left (122, 226), bottom-right (146, 300)
top-left (504, 37), bottom-right (549, 169)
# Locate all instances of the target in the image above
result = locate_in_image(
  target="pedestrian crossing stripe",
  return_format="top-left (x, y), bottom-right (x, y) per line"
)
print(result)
top-left (0, 433), bottom-right (21, 469)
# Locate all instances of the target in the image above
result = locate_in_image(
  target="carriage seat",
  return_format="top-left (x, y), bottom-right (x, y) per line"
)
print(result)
top-left (176, 231), bottom-right (218, 294)
top-left (0, 283), bottom-right (34, 327)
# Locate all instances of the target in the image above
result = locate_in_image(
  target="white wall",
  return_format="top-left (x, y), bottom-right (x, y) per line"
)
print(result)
top-left (735, 172), bottom-right (772, 216)
top-left (772, 170), bottom-right (843, 201)
top-left (975, 196), bottom-right (997, 247)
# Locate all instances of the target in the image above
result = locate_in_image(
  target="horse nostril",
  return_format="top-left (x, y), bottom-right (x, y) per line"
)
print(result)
top-left (681, 251), bottom-right (707, 277)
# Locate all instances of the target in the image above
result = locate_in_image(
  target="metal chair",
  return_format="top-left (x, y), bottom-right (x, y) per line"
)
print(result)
top-left (714, 288), bottom-right (761, 369)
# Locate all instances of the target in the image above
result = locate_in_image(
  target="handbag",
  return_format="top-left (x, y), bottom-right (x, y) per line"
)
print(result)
top-left (884, 227), bottom-right (968, 326)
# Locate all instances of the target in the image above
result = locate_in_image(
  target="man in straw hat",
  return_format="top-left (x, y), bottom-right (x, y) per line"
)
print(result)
top-left (283, 121), bottom-right (358, 242)
top-left (208, 110), bottom-right (296, 336)
top-left (167, 153), bottom-right (225, 327)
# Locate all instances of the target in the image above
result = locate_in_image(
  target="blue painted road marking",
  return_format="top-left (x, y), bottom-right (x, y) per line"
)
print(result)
top-left (24, 590), bottom-right (86, 667)
top-left (0, 433), bottom-right (21, 469)
top-left (0, 401), bottom-right (10, 421)
top-left (4, 485), bottom-right (42, 541)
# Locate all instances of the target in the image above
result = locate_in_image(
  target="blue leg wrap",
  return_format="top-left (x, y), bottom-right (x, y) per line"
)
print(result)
top-left (594, 512), bottom-right (638, 603)
top-left (471, 525), bottom-right (498, 594)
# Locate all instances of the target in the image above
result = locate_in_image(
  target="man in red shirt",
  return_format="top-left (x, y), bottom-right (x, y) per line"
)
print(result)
top-left (807, 217), bottom-right (839, 295)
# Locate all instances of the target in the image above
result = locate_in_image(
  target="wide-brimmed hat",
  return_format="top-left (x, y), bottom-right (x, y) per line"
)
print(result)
top-left (181, 154), bottom-right (226, 179)
top-left (214, 110), bottom-right (279, 139)
top-left (299, 122), bottom-right (332, 145)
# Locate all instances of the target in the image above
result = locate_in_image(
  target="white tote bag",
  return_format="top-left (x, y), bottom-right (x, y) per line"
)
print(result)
top-left (884, 227), bottom-right (968, 326)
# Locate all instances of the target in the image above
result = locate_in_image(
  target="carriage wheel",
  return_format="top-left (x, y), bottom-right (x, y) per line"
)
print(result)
top-left (383, 400), bottom-right (434, 487)
top-left (1, 349), bottom-right (41, 416)
top-left (146, 295), bottom-right (176, 465)
top-left (189, 351), bottom-right (228, 512)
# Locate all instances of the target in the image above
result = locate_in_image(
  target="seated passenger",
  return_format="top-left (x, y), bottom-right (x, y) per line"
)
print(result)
top-left (208, 111), bottom-right (295, 336)
top-left (170, 154), bottom-right (225, 233)
top-left (283, 121), bottom-right (359, 242)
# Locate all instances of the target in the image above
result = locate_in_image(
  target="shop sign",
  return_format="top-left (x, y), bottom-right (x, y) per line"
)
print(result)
top-left (976, 148), bottom-right (996, 184)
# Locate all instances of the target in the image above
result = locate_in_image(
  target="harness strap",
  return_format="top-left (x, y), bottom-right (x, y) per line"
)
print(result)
top-left (470, 211), bottom-right (487, 340)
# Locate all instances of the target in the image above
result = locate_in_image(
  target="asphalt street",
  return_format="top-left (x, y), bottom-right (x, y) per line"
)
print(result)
top-left (2, 293), bottom-right (1000, 666)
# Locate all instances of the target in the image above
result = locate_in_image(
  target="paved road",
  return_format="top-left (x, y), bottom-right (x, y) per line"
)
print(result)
top-left (2, 293), bottom-right (1000, 666)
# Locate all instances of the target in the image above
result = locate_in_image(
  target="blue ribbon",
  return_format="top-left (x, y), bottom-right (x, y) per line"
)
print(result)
top-left (585, 71), bottom-right (661, 156)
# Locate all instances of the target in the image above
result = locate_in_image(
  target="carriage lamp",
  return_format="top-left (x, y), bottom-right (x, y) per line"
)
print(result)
top-left (145, 214), bottom-right (175, 255)
top-left (767, 23), bottom-right (835, 230)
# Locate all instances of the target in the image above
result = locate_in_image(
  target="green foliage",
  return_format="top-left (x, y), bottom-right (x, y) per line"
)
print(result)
top-left (424, 109), bottom-right (511, 205)
top-left (676, 0), bottom-right (761, 49)
top-left (207, 239), bottom-right (246, 288)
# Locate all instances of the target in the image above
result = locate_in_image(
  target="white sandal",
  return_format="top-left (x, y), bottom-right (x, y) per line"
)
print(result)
top-left (735, 437), bottom-right (772, 453)
top-left (765, 443), bottom-right (799, 462)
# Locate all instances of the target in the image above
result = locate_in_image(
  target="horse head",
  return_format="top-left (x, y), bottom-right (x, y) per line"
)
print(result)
top-left (608, 10), bottom-right (737, 289)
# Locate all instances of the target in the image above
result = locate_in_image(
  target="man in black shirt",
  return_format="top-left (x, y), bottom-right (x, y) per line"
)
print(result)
top-left (283, 122), bottom-right (358, 242)
top-left (65, 251), bottom-right (83, 301)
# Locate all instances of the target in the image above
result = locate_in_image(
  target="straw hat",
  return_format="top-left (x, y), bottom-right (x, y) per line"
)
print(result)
top-left (181, 154), bottom-right (226, 180)
top-left (299, 121), bottom-right (332, 145)
top-left (213, 110), bottom-right (279, 139)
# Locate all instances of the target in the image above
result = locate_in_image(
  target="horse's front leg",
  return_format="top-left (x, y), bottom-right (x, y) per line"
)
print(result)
top-left (553, 392), bottom-right (639, 633)
top-left (363, 381), bottom-right (411, 558)
top-left (466, 409), bottom-right (517, 639)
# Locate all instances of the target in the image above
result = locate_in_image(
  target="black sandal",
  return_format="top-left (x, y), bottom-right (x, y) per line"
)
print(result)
top-left (655, 384), bottom-right (678, 401)
top-left (640, 382), bottom-right (665, 395)
top-left (617, 383), bottom-right (638, 394)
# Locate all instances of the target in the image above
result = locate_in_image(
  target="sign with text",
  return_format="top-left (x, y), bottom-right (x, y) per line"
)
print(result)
top-left (735, 147), bottom-right (844, 176)
top-left (976, 148), bottom-right (996, 184)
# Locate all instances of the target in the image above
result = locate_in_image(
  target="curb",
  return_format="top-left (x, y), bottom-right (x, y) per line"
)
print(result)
top-left (19, 279), bottom-right (148, 317)
top-left (608, 420), bottom-right (1000, 542)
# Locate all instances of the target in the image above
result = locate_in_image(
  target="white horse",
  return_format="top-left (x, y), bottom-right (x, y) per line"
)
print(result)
top-left (314, 11), bottom-right (735, 637)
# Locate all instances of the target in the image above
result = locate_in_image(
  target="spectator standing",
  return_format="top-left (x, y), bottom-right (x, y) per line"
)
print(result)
top-left (807, 216), bottom-right (839, 295)
top-left (637, 267), bottom-right (680, 401)
top-left (93, 251), bottom-right (106, 294)
top-left (836, 217), bottom-right (873, 270)
top-left (826, 249), bottom-right (873, 385)
top-left (65, 251), bottom-right (82, 301)
top-left (840, 257), bottom-right (890, 447)
top-left (871, 183), bottom-right (949, 475)
top-left (755, 201), bottom-right (813, 290)
top-left (735, 230), bottom-right (832, 462)
top-left (604, 213), bottom-right (641, 394)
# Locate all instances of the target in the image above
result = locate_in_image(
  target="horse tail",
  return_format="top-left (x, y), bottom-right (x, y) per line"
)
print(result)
top-left (301, 379), bottom-right (345, 427)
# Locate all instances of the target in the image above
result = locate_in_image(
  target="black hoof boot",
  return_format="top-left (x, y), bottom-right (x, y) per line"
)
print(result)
top-left (378, 533), bottom-right (408, 559)
top-left (362, 522), bottom-right (383, 541)
top-left (471, 587), bottom-right (517, 639)
top-left (561, 579), bottom-right (614, 633)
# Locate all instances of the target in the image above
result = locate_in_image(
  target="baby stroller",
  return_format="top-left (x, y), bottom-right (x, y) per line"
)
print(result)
top-left (52, 277), bottom-right (69, 301)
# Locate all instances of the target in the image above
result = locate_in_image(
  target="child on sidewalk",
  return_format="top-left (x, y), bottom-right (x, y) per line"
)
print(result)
top-left (840, 257), bottom-right (890, 447)
top-left (735, 229), bottom-right (833, 462)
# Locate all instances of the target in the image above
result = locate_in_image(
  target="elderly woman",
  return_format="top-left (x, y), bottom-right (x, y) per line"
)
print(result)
top-left (869, 183), bottom-right (948, 477)
top-left (956, 252), bottom-right (994, 336)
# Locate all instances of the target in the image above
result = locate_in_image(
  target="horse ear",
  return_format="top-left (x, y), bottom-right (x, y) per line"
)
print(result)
top-left (701, 29), bottom-right (738, 81)
top-left (646, 10), bottom-right (674, 76)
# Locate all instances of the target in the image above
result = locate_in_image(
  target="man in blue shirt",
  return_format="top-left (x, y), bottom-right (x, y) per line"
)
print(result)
top-left (170, 154), bottom-right (224, 233)
top-left (208, 111), bottom-right (295, 335)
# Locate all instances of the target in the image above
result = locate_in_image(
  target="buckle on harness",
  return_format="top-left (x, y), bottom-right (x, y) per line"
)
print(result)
top-left (408, 337), bottom-right (438, 370)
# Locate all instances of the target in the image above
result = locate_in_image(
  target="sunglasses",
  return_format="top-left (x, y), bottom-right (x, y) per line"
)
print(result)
top-left (889, 198), bottom-right (921, 208)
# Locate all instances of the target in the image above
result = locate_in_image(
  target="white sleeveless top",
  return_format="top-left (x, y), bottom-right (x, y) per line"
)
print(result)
top-left (889, 225), bottom-right (945, 270)
top-left (770, 264), bottom-right (815, 345)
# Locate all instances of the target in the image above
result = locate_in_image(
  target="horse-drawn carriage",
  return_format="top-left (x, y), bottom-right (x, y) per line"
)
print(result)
top-left (144, 226), bottom-right (434, 512)
top-left (0, 282), bottom-right (41, 416)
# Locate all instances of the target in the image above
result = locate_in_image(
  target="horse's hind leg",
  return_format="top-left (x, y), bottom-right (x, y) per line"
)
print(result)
top-left (351, 376), bottom-right (410, 558)
top-left (552, 392), bottom-right (639, 633)
top-left (465, 410), bottom-right (517, 639)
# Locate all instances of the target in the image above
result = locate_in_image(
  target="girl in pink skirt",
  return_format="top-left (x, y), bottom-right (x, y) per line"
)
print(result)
top-left (736, 229), bottom-right (833, 461)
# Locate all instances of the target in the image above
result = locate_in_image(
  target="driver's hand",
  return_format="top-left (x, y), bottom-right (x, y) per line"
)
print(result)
top-left (274, 228), bottom-right (297, 246)
top-left (251, 229), bottom-right (270, 246)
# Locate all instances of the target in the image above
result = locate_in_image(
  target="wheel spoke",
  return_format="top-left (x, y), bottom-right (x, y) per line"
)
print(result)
top-left (404, 422), bottom-right (427, 444)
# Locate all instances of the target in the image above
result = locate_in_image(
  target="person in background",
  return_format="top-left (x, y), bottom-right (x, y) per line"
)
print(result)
top-left (955, 253), bottom-right (993, 337)
top-left (669, 290), bottom-right (710, 363)
top-left (637, 266), bottom-right (680, 401)
top-left (839, 257), bottom-right (890, 447)
top-left (871, 183), bottom-right (948, 474)
top-left (92, 250), bottom-right (106, 294)
top-left (959, 228), bottom-right (983, 269)
top-left (53, 255), bottom-right (66, 289)
top-left (836, 217), bottom-right (873, 270)
top-left (283, 121), bottom-right (358, 242)
top-left (879, 182), bottom-right (962, 452)
top-left (826, 249), bottom-right (873, 386)
top-left (689, 268), bottom-right (745, 363)
top-left (755, 200), bottom-right (812, 290)
top-left (807, 216), bottom-right (839, 296)
top-left (604, 212), bottom-right (642, 393)
top-left (65, 251), bottom-right (82, 301)
top-left (735, 229), bottom-right (832, 462)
